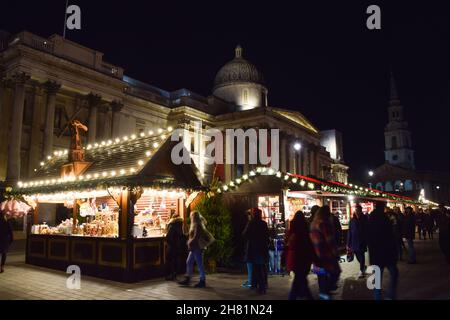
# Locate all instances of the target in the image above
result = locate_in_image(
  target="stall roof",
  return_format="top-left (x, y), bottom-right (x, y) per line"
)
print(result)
top-left (15, 130), bottom-right (203, 194)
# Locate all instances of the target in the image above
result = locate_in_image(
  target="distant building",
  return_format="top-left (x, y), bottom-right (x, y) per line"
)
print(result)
top-left (368, 73), bottom-right (450, 205)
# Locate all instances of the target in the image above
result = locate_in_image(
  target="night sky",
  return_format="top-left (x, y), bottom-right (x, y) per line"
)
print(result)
top-left (2, 1), bottom-right (450, 180)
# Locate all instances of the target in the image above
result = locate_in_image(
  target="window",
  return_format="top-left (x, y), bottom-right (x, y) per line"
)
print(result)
top-left (242, 89), bottom-right (249, 105)
top-left (391, 136), bottom-right (398, 149)
top-left (385, 182), bottom-right (393, 192)
top-left (54, 106), bottom-right (64, 130)
top-left (375, 183), bottom-right (384, 191)
top-left (392, 154), bottom-right (398, 161)
top-left (404, 180), bottom-right (413, 191)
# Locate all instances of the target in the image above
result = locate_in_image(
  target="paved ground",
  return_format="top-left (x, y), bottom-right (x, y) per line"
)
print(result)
top-left (0, 238), bottom-right (449, 300)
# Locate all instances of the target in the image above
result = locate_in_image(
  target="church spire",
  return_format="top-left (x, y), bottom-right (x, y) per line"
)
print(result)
top-left (235, 45), bottom-right (242, 58)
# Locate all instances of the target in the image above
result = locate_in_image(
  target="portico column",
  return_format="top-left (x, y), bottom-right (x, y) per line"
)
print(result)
top-left (6, 72), bottom-right (30, 182)
top-left (43, 81), bottom-right (61, 157)
top-left (288, 138), bottom-right (295, 173)
top-left (280, 136), bottom-right (287, 172)
top-left (302, 144), bottom-right (309, 176)
top-left (87, 93), bottom-right (101, 144)
top-left (111, 100), bottom-right (123, 138)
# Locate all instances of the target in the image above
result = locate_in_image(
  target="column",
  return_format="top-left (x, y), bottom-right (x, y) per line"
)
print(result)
top-left (288, 139), bottom-right (295, 173)
top-left (87, 93), bottom-right (101, 144)
top-left (28, 86), bottom-right (43, 176)
top-left (280, 136), bottom-right (287, 172)
top-left (111, 101), bottom-right (124, 137)
top-left (309, 146), bottom-right (316, 177)
top-left (42, 81), bottom-right (61, 157)
top-left (302, 144), bottom-right (309, 176)
top-left (6, 72), bottom-right (30, 182)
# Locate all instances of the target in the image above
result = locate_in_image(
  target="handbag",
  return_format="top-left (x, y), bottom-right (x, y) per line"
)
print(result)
top-left (198, 228), bottom-right (215, 249)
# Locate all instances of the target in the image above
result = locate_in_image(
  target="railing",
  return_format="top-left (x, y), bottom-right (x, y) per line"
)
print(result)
top-left (11, 31), bottom-right (54, 54)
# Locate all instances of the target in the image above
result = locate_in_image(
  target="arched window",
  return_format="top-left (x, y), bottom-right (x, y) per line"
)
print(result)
top-left (385, 181), bottom-right (393, 192)
top-left (376, 182), bottom-right (384, 191)
top-left (394, 180), bottom-right (403, 191)
top-left (404, 180), bottom-right (413, 191)
top-left (242, 89), bottom-right (249, 105)
top-left (391, 136), bottom-right (398, 149)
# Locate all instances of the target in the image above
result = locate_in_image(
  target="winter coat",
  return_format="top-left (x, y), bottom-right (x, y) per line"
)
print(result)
top-left (347, 214), bottom-right (368, 253)
top-left (401, 214), bottom-right (416, 239)
top-left (243, 219), bottom-right (269, 265)
top-left (310, 219), bottom-right (341, 275)
top-left (166, 217), bottom-right (185, 252)
top-left (331, 214), bottom-right (343, 246)
top-left (367, 208), bottom-right (398, 268)
top-left (285, 223), bottom-right (316, 275)
top-left (423, 214), bottom-right (435, 231)
top-left (0, 216), bottom-right (13, 253)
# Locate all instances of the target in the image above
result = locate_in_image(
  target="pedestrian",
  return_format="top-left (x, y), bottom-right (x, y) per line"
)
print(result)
top-left (401, 207), bottom-right (417, 264)
top-left (268, 225), bottom-right (277, 274)
top-left (241, 209), bottom-right (253, 288)
top-left (308, 205), bottom-right (320, 225)
top-left (331, 211), bottom-right (343, 248)
top-left (286, 211), bottom-right (315, 300)
top-left (242, 208), bottom-right (269, 294)
top-left (436, 205), bottom-right (450, 264)
top-left (165, 210), bottom-right (185, 281)
top-left (0, 211), bottom-right (13, 273)
top-left (387, 208), bottom-right (404, 261)
top-left (347, 204), bottom-right (368, 278)
top-left (310, 206), bottom-right (341, 300)
top-left (178, 211), bottom-right (213, 288)
top-left (424, 210), bottom-right (435, 240)
top-left (415, 209), bottom-right (426, 240)
top-left (367, 201), bottom-right (399, 300)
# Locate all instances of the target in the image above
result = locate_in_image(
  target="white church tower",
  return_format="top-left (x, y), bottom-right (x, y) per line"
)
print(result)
top-left (384, 72), bottom-right (415, 169)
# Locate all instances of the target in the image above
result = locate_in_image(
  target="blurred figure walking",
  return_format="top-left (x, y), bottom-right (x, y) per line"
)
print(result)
top-left (402, 207), bottom-right (417, 264)
top-left (347, 205), bottom-right (368, 278)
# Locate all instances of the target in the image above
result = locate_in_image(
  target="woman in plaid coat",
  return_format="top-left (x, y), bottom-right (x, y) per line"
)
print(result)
top-left (309, 206), bottom-right (341, 300)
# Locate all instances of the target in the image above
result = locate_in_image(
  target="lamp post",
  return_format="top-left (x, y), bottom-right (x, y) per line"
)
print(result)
top-left (368, 170), bottom-right (374, 189)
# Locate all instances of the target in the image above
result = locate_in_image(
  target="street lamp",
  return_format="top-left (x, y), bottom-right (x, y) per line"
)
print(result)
top-left (368, 170), bottom-right (374, 189)
top-left (293, 142), bottom-right (302, 151)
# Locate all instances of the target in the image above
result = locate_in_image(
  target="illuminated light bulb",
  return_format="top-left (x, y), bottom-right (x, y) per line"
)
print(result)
top-left (86, 174), bottom-right (92, 179)
top-left (158, 128), bottom-right (163, 134)
top-left (300, 180), bottom-right (306, 187)
top-left (249, 171), bottom-right (256, 176)
top-left (51, 179), bottom-right (56, 184)
top-left (115, 138), bottom-right (120, 143)
top-left (242, 174), bottom-right (249, 180)
top-left (167, 126), bottom-right (173, 132)
top-left (40, 181), bottom-right (44, 185)
top-left (24, 183), bottom-right (29, 188)
top-left (256, 168), bottom-right (262, 173)
top-left (292, 178), bottom-right (298, 183)
top-left (161, 134), bottom-right (166, 140)
top-left (123, 136), bottom-right (128, 141)
top-left (131, 134), bottom-right (136, 140)
top-left (268, 169), bottom-right (274, 175)
top-left (45, 180), bottom-right (50, 185)
top-left (140, 132), bottom-right (145, 137)
top-left (120, 169), bottom-right (126, 175)
top-left (79, 176), bottom-right (84, 180)
top-left (148, 130), bottom-right (154, 135)
top-left (130, 168), bottom-right (136, 173)
top-left (94, 143), bottom-right (99, 148)
top-left (102, 172), bottom-right (107, 177)
top-left (146, 151), bottom-right (151, 157)
top-left (29, 182), bottom-right (34, 187)
top-left (107, 140), bottom-right (112, 145)
top-left (236, 179), bottom-right (242, 184)
top-left (87, 145), bottom-right (92, 150)
top-left (284, 175), bottom-right (289, 180)
top-left (47, 156), bottom-right (52, 160)
top-left (217, 189), bottom-right (222, 193)
top-left (40, 162), bottom-right (45, 166)
top-left (54, 151), bottom-right (58, 156)
top-left (138, 160), bottom-right (144, 166)
top-left (223, 185), bottom-right (229, 191)
top-left (101, 141), bottom-right (106, 146)
top-left (229, 182), bottom-right (235, 187)
top-left (64, 150), bottom-right (68, 154)
top-left (18, 182), bottom-right (23, 187)
top-left (153, 142), bottom-right (159, 148)
top-left (276, 172), bottom-right (281, 178)
top-left (34, 169), bottom-right (37, 172)
top-left (111, 171), bottom-right (116, 176)
top-left (94, 173), bottom-right (99, 178)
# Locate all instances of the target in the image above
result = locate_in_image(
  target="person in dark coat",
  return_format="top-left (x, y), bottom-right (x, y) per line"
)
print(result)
top-left (241, 209), bottom-right (253, 288)
top-left (286, 211), bottom-right (315, 300)
top-left (367, 202), bottom-right (399, 300)
top-left (347, 205), bottom-right (368, 278)
top-left (331, 211), bottom-right (343, 248)
top-left (242, 208), bottom-right (269, 294)
top-left (424, 210), bottom-right (435, 240)
top-left (165, 210), bottom-right (185, 280)
top-left (436, 205), bottom-right (450, 264)
top-left (0, 211), bottom-right (14, 273)
top-left (401, 207), bottom-right (417, 264)
top-left (415, 209), bottom-right (426, 240)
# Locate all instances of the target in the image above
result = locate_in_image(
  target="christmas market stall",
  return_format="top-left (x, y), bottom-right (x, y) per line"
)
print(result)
top-left (11, 122), bottom-right (202, 282)
top-left (218, 166), bottom-right (422, 232)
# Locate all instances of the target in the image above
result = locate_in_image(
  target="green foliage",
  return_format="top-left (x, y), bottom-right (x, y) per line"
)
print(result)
top-left (195, 194), bottom-right (233, 267)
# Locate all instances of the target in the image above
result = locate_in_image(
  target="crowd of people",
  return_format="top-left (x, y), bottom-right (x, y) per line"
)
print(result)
top-left (239, 202), bottom-right (450, 300)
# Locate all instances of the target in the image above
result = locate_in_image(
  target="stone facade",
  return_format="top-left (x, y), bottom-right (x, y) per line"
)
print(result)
top-left (0, 31), bottom-right (347, 186)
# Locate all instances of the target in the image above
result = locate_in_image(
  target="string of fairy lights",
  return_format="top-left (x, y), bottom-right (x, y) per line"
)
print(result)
top-left (16, 126), bottom-right (174, 190)
top-left (216, 166), bottom-right (419, 204)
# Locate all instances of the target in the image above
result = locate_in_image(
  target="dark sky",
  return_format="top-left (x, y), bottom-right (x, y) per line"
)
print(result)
top-left (2, 1), bottom-right (450, 180)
